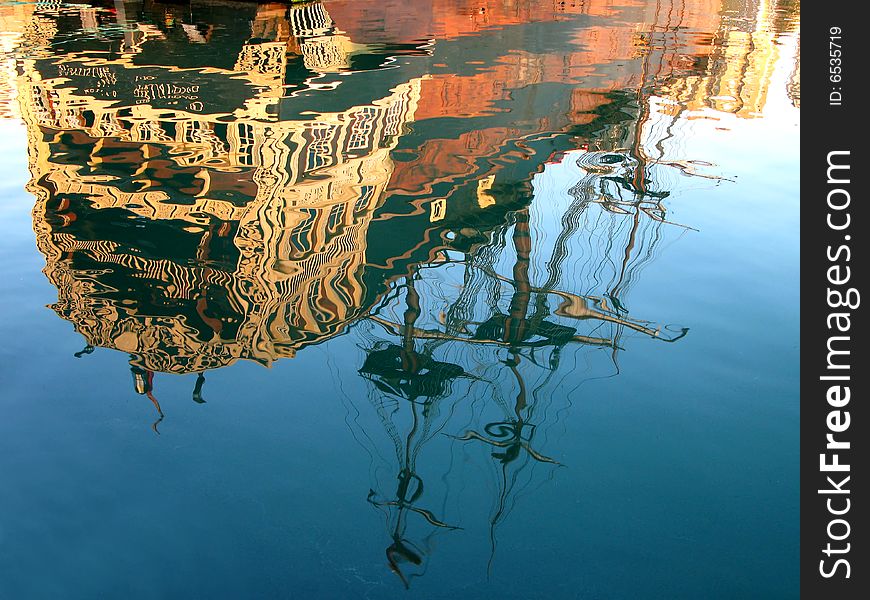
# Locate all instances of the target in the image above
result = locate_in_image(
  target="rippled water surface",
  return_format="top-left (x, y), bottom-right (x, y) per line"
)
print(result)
top-left (0, 1), bottom-right (799, 598)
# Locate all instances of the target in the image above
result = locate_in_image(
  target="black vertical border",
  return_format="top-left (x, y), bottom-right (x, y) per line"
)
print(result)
top-left (802, 3), bottom-right (865, 598)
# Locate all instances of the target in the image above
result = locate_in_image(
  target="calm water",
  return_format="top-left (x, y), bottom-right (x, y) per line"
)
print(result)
top-left (0, 1), bottom-right (799, 598)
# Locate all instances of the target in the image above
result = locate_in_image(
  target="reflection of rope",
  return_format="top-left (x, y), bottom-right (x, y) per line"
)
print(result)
top-left (192, 373), bottom-right (206, 404)
top-left (143, 372), bottom-right (164, 435)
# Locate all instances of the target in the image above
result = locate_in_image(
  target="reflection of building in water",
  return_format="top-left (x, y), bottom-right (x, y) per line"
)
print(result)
top-left (13, 0), bottom-right (648, 378)
top-left (4, 0), bottom-right (798, 585)
top-left (285, 1), bottom-right (365, 73)
top-left (0, 0), bottom-right (39, 118)
top-left (24, 82), bottom-right (424, 372)
top-left (19, 0), bottom-right (427, 373)
top-left (128, 0), bottom-right (387, 76)
top-left (10, 0), bottom-right (798, 384)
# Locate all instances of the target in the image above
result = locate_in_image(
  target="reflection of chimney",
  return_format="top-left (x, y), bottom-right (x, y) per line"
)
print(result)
top-left (286, 1), bottom-right (355, 73)
top-left (289, 2), bottom-right (334, 38)
top-left (192, 373), bottom-right (207, 404)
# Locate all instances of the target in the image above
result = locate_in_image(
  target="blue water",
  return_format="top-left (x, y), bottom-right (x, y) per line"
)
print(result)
top-left (0, 1), bottom-right (799, 597)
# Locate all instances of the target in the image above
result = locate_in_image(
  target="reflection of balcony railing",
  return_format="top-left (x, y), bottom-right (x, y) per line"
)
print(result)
top-left (23, 67), bottom-right (424, 373)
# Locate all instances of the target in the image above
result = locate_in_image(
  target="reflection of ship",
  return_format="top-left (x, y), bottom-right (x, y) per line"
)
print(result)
top-left (26, 75), bottom-right (425, 372)
top-left (351, 145), bottom-right (690, 584)
top-left (336, 0), bottom-right (770, 580)
top-left (347, 34), bottom-right (708, 575)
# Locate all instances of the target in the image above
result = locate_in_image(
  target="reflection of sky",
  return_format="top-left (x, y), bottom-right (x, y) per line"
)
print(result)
top-left (0, 13), bottom-right (799, 600)
top-left (507, 32), bottom-right (799, 598)
top-left (0, 119), bottom-right (42, 350)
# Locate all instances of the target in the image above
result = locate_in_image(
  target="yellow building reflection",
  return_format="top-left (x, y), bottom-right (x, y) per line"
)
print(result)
top-left (20, 1), bottom-right (426, 373)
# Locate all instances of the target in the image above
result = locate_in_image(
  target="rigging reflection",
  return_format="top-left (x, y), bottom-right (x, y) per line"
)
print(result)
top-left (359, 270), bottom-right (465, 587)
top-left (351, 140), bottom-right (690, 582)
